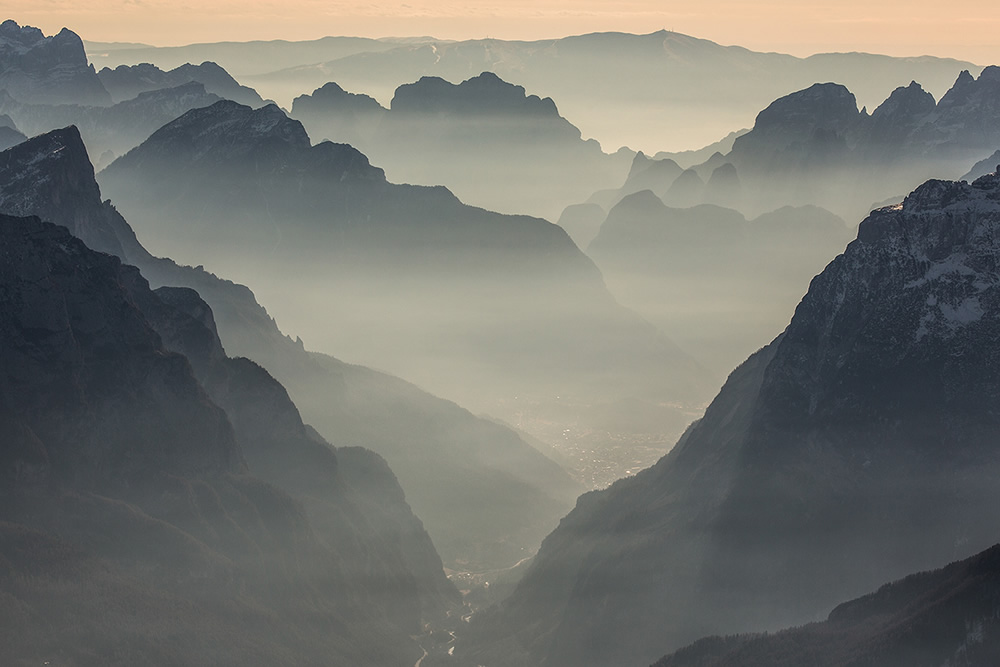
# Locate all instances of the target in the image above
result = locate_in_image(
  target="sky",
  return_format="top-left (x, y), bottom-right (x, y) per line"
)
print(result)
top-left (8, 1), bottom-right (999, 64)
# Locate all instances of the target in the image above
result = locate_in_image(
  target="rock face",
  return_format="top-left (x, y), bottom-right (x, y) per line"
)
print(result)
top-left (464, 174), bottom-right (1000, 667)
top-left (0, 125), bottom-right (131, 256)
top-left (739, 82), bottom-right (864, 161)
top-left (654, 542), bottom-right (1000, 667)
top-left (0, 125), bottom-right (586, 572)
top-left (721, 83), bottom-right (864, 215)
top-left (0, 213), bottom-right (442, 666)
top-left (0, 20), bottom-right (110, 105)
top-left (98, 61), bottom-right (265, 106)
top-left (0, 215), bottom-right (241, 490)
top-left (98, 100), bottom-right (712, 432)
top-left (290, 71), bottom-right (631, 220)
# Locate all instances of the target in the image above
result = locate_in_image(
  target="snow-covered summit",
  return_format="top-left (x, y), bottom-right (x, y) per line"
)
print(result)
top-left (773, 173), bottom-right (1000, 399)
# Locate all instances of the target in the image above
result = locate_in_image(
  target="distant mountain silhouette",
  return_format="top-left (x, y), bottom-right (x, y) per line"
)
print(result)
top-left (704, 162), bottom-right (742, 208)
top-left (709, 68), bottom-right (1000, 219)
top-left (86, 34), bottom-right (409, 78)
top-left (620, 152), bottom-right (684, 200)
top-left (662, 168), bottom-right (705, 207)
top-left (0, 81), bottom-right (222, 163)
top-left (963, 150), bottom-right (1000, 181)
top-left (291, 72), bottom-right (631, 219)
top-left (0, 20), bottom-right (109, 105)
top-left (464, 173), bottom-right (1000, 667)
top-left (0, 113), bottom-right (24, 150)
top-left (562, 68), bottom-right (1000, 228)
top-left (0, 125), bottom-right (586, 571)
top-left (655, 543), bottom-right (1000, 667)
top-left (654, 129), bottom-right (750, 168)
top-left (582, 191), bottom-right (849, 374)
top-left (98, 61), bottom-right (265, 106)
top-left (228, 30), bottom-right (978, 152)
top-left (291, 80), bottom-right (386, 146)
top-left (98, 100), bottom-right (714, 432)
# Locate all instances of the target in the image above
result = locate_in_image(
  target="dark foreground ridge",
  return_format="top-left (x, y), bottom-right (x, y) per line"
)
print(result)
top-left (655, 542), bottom-right (1000, 667)
top-left (0, 125), bottom-right (587, 572)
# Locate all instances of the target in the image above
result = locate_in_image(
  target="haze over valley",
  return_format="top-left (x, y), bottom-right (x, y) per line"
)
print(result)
top-left (1, 7), bottom-right (1000, 666)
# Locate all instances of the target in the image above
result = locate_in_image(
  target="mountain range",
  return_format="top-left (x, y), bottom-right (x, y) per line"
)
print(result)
top-left (681, 67), bottom-right (1000, 222)
top-left (552, 68), bottom-right (1000, 376)
top-left (89, 30), bottom-right (978, 153)
top-left (97, 99), bottom-right (714, 443)
top-left (291, 71), bottom-right (631, 219)
top-left (97, 60), bottom-right (265, 107)
top-left (0, 22), bottom-right (272, 167)
top-left (0, 124), bottom-right (585, 573)
top-left (462, 171), bottom-right (1000, 667)
top-left (0, 82), bottom-right (222, 167)
top-left (0, 18), bottom-right (109, 105)
top-left (6, 17), bottom-right (1000, 666)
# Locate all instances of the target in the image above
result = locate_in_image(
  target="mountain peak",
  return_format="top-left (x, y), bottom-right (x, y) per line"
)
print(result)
top-left (0, 125), bottom-right (139, 258)
top-left (955, 69), bottom-right (976, 86)
top-left (0, 125), bottom-right (98, 207)
top-left (980, 65), bottom-right (1000, 83)
top-left (616, 188), bottom-right (670, 214)
top-left (0, 20), bottom-right (109, 105)
top-left (390, 71), bottom-right (560, 118)
top-left (628, 151), bottom-right (651, 173)
top-left (291, 80), bottom-right (386, 118)
top-left (314, 81), bottom-right (347, 95)
top-left (888, 172), bottom-right (1000, 217)
top-left (109, 100), bottom-right (312, 168)
top-left (754, 82), bottom-right (859, 131)
top-left (0, 19), bottom-right (45, 45)
top-left (870, 79), bottom-right (936, 122)
top-left (469, 70), bottom-right (504, 84)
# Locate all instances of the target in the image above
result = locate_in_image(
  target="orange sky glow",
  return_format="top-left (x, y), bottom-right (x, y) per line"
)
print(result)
top-left (6, 1), bottom-right (998, 65)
